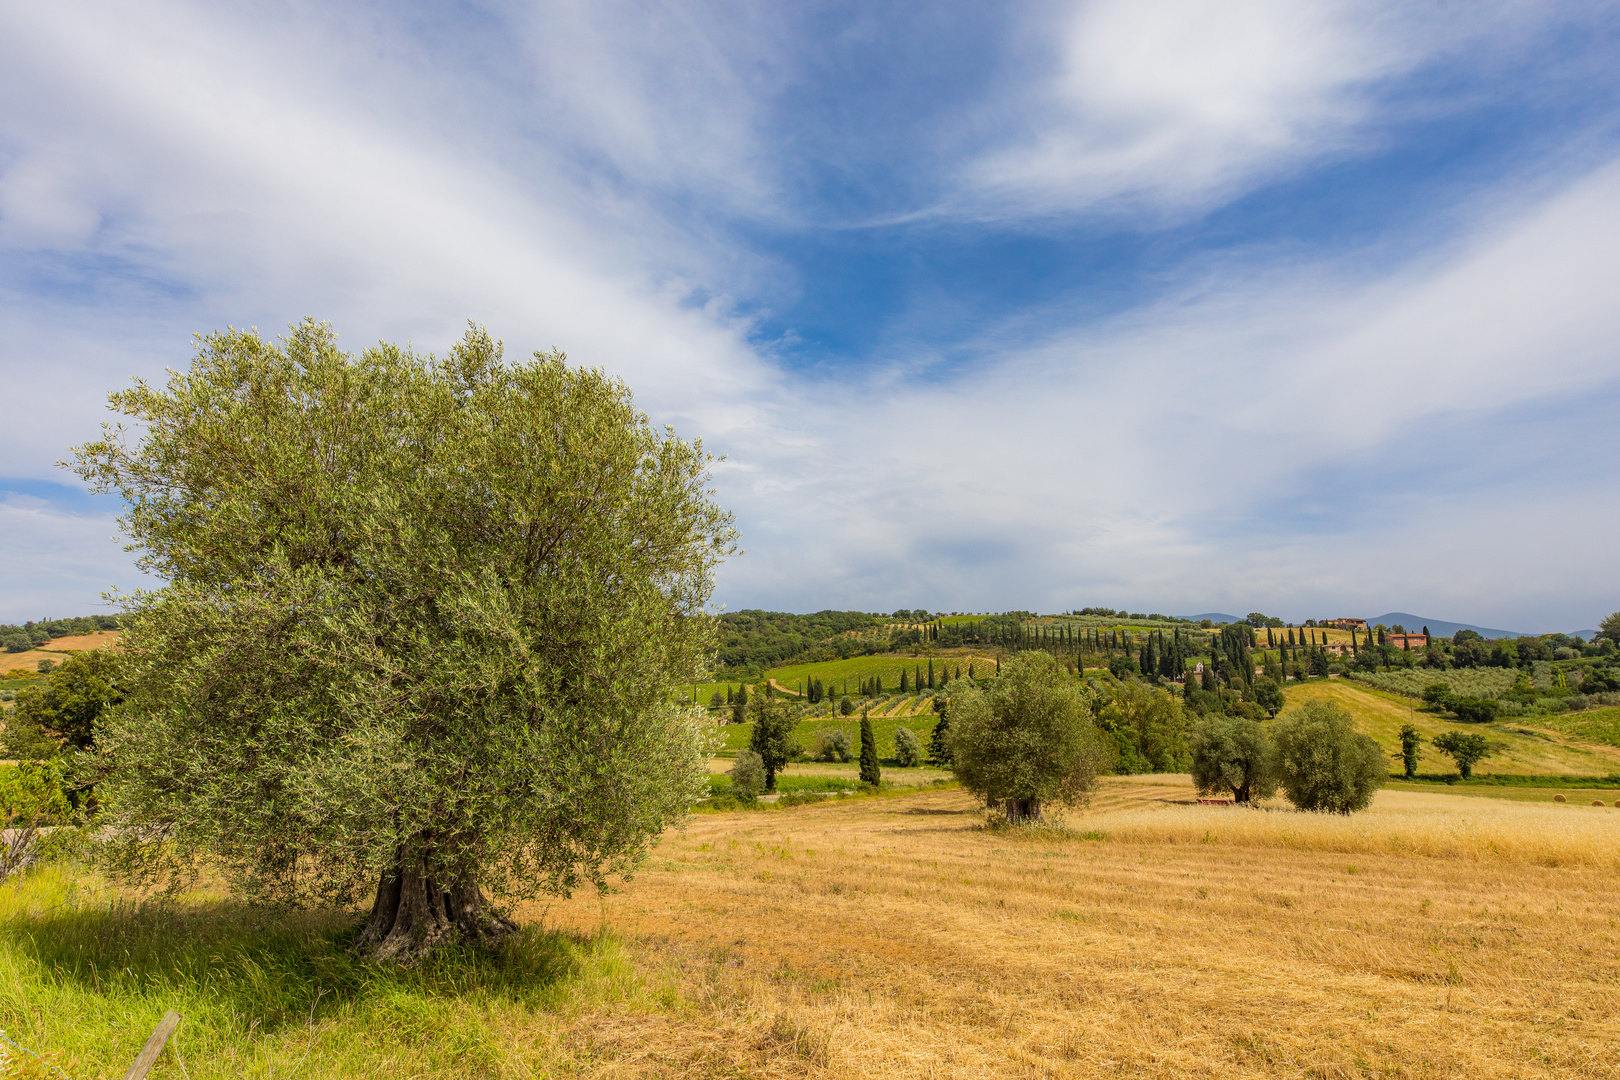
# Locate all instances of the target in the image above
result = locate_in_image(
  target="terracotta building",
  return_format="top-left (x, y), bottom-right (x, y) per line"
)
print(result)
top-left (1325, 618), bottom-right (1368, 631)
top-left (1386, 633), bottom-right (1428, 649)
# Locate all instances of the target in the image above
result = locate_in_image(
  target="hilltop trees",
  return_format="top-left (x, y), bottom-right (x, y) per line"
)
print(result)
top-left (947, 651), bottom-right (1110, 823)
top-left (72, 321), bottom-right (735, 962)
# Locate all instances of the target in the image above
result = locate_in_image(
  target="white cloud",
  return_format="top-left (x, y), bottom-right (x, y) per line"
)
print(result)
top-left (0, 0), bottom-right (1616, 633)
top-left (952, 0), bottom-right (1568, 219)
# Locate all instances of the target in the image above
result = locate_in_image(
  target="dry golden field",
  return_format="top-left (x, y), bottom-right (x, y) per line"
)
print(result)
top-left (0, 631), bottom-right (120, 675)
top-left (6, 778), bottom-right (1620, 1079)
top-left (517, 778), bottom-right (1620, 1080)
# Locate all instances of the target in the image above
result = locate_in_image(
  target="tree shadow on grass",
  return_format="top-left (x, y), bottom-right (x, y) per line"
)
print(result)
top-left (0, 863), bottom-right (616, 1041)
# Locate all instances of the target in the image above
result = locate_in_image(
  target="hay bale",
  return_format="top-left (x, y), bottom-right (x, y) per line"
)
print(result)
top-left (1594, 800), bottom-right (1607, 807)
top-left (1553, 794), bottom-right (1566, 803)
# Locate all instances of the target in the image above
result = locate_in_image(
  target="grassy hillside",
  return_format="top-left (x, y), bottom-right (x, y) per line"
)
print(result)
top-left (1282, 680), bottom-right (1620, 776)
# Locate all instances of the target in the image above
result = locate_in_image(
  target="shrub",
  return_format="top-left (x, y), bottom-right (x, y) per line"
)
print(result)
top-left (1451, 697), bottom-right (1501, 724)
top-left (892, 727), bottom-right (924, 767)
top-left (812, 728), bottom-right (852, 763)
top-left (1272, 700), bottom-right (1385, 813)
top-left (1189, 714), bottom-right (1276, 803)
top-left (839, 695), bottom-right (854, 716)
top-left (727, 751), bottom-right (766, 799)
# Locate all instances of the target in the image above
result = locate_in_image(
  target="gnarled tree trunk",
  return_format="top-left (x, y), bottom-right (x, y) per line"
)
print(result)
top-left (351, 851), bottom-right (517, 963)
top-left (1003, 797), bottom-right (1042, 824)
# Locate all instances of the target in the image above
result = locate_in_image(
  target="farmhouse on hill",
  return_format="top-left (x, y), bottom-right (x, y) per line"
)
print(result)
top-left (1324, 617), bottom-right (1368, 630)
top-left (1386, 633), bottom-right (1428, 649)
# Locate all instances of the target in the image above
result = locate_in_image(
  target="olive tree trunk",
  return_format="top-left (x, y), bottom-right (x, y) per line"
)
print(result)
top-left (1003, 797), bottom-right (1042, 824)
top-left (351, 851), bottom-right (517, 963)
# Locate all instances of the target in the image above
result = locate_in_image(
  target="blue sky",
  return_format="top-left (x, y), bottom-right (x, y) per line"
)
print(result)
top-left (2, 0), bottom-right (1619, 631)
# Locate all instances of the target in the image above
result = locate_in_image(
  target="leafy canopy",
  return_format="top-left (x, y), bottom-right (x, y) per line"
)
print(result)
top-left (946, 652), bottom-right (1110, 807)
top-left (1272, 699), bottom-right (1385, 813)
top-left (73, 320), bottom-right (735, 906)
top-left (1189, 713), bottom-right (1277, 804)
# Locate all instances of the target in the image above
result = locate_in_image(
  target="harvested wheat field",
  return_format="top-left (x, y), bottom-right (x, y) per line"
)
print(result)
top-left (529, 777), bottom-right (1620, 1079)
top-left (7, 778), bottom-right (1620, 1080)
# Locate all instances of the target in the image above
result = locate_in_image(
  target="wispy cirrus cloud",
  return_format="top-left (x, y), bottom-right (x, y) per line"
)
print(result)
top-left (0, 0), bottom-right (1617, 631)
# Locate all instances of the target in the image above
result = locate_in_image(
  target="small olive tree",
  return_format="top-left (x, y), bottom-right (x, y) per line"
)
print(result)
top-left (1189, 713), bottom-right (1277, 804)
top-left (73, 321), bottom-right (735, 962)
top-left (1272, 699), bottom-right (1385, 813)
top-left (947, 652), bottom-right (1110, 823)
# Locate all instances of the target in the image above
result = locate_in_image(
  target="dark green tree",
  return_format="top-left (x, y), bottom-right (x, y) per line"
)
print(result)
top-left (947, 652), bottom-right (1110, 822)
top-left (929, 690), bottom-right (952, 763)
top-left (1432, 731), bottom-right (1493, 779)
top-left (1398, 723), bottom-right (1422, 778)
top-left (749, 695), bottom-right (801, 793)
top-left (858, 711), bottom-right (881, 785)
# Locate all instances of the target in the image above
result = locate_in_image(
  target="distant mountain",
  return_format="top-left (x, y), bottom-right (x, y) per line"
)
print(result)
top-left (1182, 613), bottom-right (1244, 624)
top-left (1360, 613), bottom-right (1528, 640)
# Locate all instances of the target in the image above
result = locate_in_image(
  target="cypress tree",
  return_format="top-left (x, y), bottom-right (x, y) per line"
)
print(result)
top-left (899, 668), bottom-right (909, 692)
top-left (995, 657), bottom-right (1001, 675)
top-left (967, 663), bottom-right (974, 680)
top-left (1202, 664), bottom-right (1214, 691)
top-left (928, 659), bottom-right (935, 689)
top-left (859, 711), bottom-right (881, 785)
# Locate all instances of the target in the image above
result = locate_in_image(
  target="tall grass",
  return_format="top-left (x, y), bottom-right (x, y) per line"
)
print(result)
top-left (1069, 798), bottom-right (1620, 868)
top-left (0, 863), bottom-right (658, 1079)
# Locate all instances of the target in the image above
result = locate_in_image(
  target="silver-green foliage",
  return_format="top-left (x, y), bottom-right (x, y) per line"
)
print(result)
top-left (72, 320), bottom-right (735, 913)
top-left (727, 751), bottom-right (766, 798)
top-left (1272, 700), bottom-right (1385, 813)
top-left (946, 652), bottom-right (1111, 817)
top-left (1189, 714), bottom-right (1277, 803)
top-left (1347, 668), bottom-right (1518, 699)
top-left (892, 726), bottom-right (923, 768)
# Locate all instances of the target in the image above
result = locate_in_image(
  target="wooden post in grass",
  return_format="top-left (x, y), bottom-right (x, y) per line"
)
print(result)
top-left (122, 1011), bottom-right (181, 1080)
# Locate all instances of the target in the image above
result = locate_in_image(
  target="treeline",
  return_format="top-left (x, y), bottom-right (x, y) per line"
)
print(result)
top-left (714, 610), bottom-right (883, 670)
top-left (1, 615), bottom-right (121, 654)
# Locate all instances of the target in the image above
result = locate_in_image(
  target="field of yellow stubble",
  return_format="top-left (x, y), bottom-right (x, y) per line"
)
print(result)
top-left (533, 778), bottom-right (1620, 1080)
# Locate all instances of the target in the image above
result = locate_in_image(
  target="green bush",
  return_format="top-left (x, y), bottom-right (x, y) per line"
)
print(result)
top-left (892, 727), bottom-right (924, 767)
top-left (1272, 700), bottom-right (1384, 813)
top-left (727, 751), bottom-right (765, 799)
top-left (811, 728), bottom-right (852, 762)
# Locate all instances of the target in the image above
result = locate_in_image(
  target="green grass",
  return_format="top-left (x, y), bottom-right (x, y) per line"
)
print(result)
top-left (0, 862), bottom-right (661, 1080)
top-left (1529, 706), bottom-right (1620, 749)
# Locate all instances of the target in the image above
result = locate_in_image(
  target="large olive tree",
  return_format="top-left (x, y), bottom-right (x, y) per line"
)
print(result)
top-left (946, 652), bottom-right (1110, 823)
top-left (73, 320), bottom-right (735, 962)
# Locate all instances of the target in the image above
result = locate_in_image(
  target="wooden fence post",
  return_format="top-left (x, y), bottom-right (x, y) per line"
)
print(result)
top-left (121, 1011), bottom-right (181, 1080)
